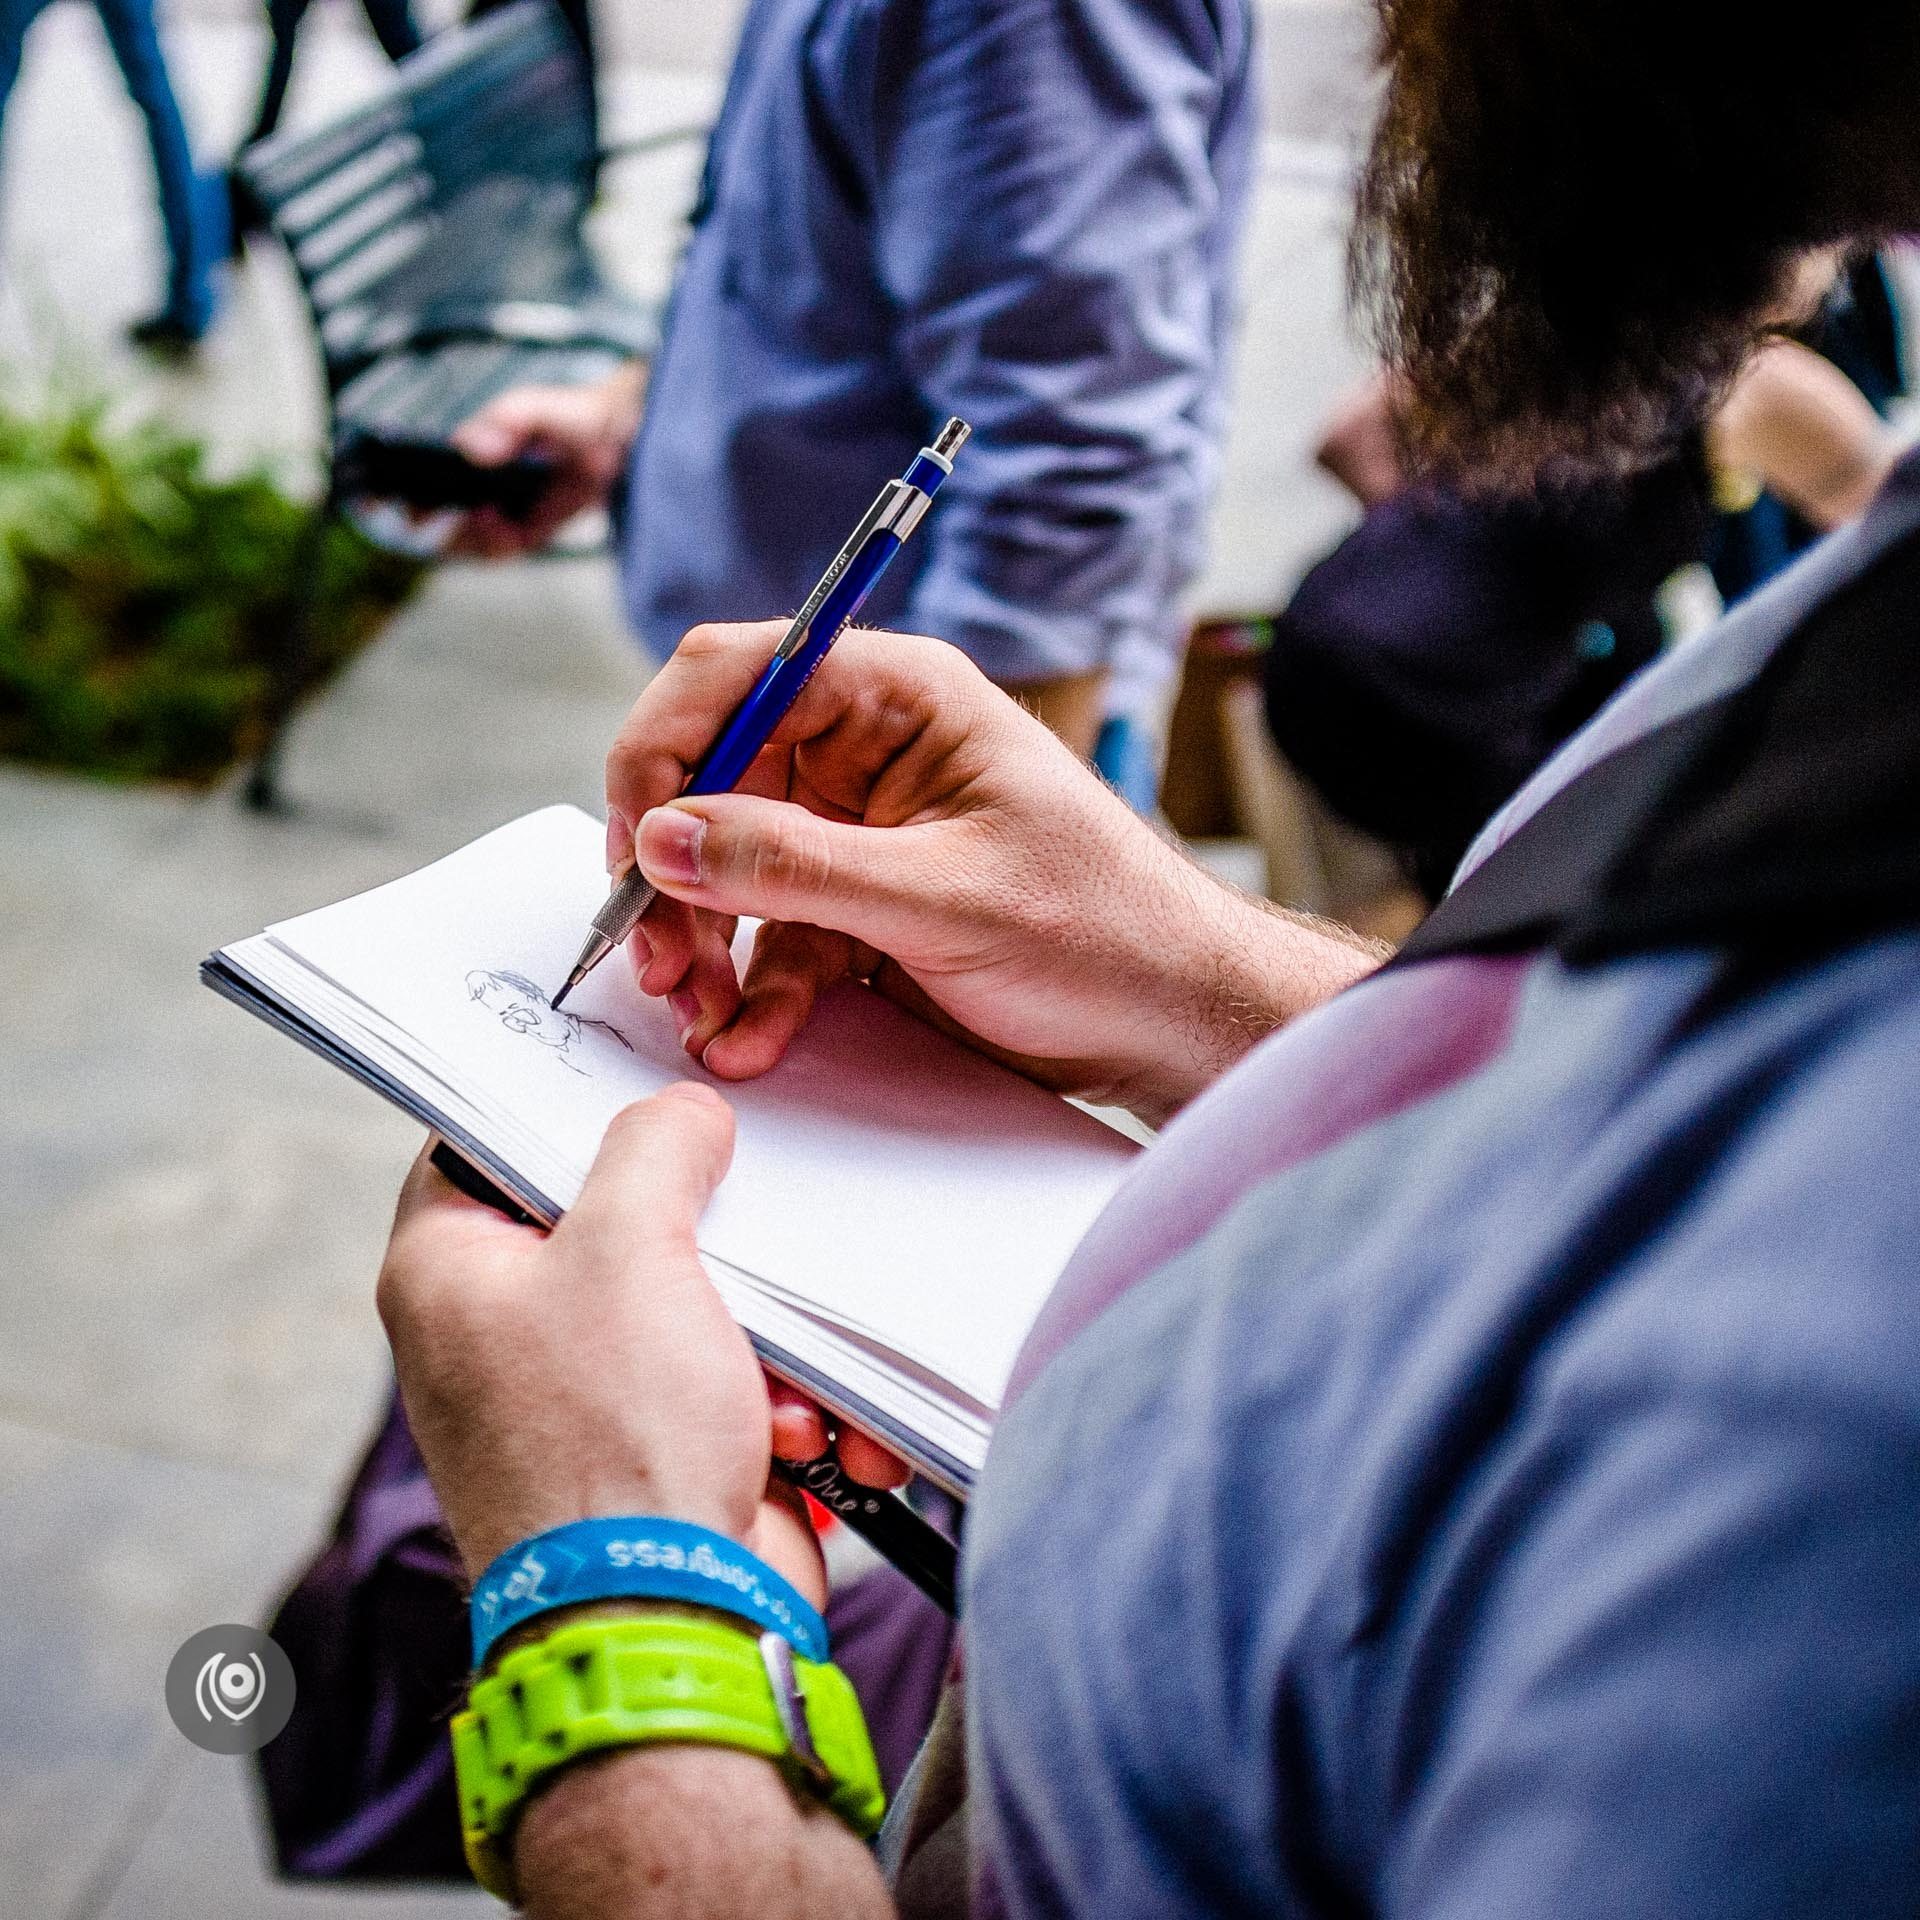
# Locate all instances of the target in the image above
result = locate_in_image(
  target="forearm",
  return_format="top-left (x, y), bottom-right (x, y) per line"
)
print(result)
top-left (1712, 339), bottom-right (1891, 531)
top-left (1118, 841), bottom-right (1388, 1124)
top-left (517, 1745), bottom-right (894, 1920)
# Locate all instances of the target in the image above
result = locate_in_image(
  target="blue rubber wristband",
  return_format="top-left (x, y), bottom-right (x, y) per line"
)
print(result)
top-left (469, 1518), bottom-right (829, 1668)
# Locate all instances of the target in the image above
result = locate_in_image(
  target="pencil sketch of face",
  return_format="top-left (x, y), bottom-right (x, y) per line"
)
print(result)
top-left (465, 969), bottom-right (632, 1074)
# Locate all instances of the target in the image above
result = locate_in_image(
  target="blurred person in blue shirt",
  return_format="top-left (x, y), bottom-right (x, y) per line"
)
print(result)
top-left (451, 0), bottom-right (1256, 782)
top-left (0, 0), bottom-right (223, 350)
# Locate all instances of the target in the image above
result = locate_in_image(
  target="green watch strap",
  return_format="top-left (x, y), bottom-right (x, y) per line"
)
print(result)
top-left (450, 1611), bottom-right (886, 1900)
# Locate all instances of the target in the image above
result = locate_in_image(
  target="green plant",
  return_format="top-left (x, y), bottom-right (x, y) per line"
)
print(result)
top-left (0, 392), bottom-right (421, 783)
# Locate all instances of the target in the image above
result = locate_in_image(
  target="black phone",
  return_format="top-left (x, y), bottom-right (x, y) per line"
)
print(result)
top-left (337, 436), bottom-right (559, 519)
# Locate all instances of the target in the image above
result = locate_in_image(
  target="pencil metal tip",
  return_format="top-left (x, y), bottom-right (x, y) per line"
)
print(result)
top-left (552, 930), bottom-right (619, 1013)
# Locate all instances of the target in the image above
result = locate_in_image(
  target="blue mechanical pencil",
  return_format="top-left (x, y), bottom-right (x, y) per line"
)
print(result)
top-left (541, 421), bottom-right (973, 1612)
top-left (552, 416), bottom-right (971, 1010)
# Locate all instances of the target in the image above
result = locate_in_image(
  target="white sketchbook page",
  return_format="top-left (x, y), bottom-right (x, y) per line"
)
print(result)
top-left (263, 807), bottom-right (1137, 1405)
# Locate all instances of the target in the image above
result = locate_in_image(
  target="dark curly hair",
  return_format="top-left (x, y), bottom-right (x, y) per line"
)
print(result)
top-left (1353, 0), bottom-right (1920, 486)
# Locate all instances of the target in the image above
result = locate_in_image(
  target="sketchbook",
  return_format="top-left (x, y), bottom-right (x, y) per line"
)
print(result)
top-left (202, 806), bottom-right (1138, 1496)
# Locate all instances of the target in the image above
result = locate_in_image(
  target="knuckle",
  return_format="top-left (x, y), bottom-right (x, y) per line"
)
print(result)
top-left (605, 710), bottom-right (651, 778)
top-left (674, 622), bottom-right (747, 666)
top-left (602, 1098), bottom-right (665, 1153)
top-left (606, 729), bottom-right (680, 810)
top-left (676, 619), bottom-right (787, 669)
top-left (753, 814), bottom-right (831, 896)
top-left (931, 635), bottom-right (989, 690)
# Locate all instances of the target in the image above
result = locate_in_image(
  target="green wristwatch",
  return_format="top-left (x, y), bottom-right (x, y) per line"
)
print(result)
top-left (451, 1610), bottom-right (886, 1900)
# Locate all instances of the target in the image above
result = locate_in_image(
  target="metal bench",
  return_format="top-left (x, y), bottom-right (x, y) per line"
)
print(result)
top-left (235, 0), bottom-right (699, 806)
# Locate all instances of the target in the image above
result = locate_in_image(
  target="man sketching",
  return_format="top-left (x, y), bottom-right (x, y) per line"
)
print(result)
top-left (449, 0), bottom-right (1254, 796)
top-left (373, 0), bottom-right (1920, 1912)
top-left (258, 2), bottom-right (1253, 1857)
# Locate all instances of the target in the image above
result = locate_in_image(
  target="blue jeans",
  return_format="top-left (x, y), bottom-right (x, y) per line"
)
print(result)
top-left (0, 0), bottom-right (220, 331)
top-left (1094, 713), bottom-right (1162, 813)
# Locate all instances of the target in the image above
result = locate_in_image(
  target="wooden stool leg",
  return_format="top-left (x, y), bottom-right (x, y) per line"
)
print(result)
top-left (1217, 676), bottom-right (1333, 914)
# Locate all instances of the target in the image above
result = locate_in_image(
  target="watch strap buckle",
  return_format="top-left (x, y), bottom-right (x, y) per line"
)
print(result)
top-left (758, 1630), bottom-right (832, 1793)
